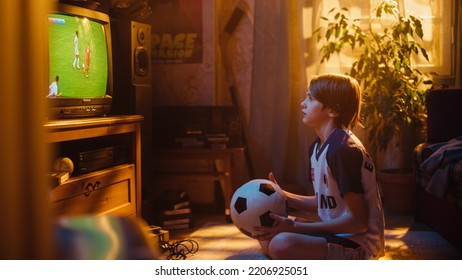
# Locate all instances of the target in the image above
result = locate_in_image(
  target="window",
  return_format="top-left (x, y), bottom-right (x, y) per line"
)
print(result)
top-left (308, 0), bottom-right (456, 81)
top-left (402, 0), bottom-right (455, 78)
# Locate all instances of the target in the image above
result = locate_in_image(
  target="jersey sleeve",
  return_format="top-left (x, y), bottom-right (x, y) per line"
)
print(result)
top-left (327, 134), bottom-right (364, 196)
top-left (308, 138), bottom-right (319, 185)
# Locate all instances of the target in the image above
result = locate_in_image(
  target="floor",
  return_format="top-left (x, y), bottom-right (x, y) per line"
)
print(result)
top-left (167, 203), bottom-right (415, 241)
top-left (160, 203), bottom-right (462, 260)
top-left (167, 204), bottom-right (230, 241)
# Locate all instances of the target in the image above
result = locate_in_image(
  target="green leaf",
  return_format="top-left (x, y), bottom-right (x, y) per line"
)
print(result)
top-left (421, 48), bottom-right (429, 61)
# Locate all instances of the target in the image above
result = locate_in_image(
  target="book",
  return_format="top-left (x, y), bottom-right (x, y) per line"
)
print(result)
top-left (159, 211), bottom-right (192, 221)
top-left (174, 136), bottom-right (205, 148)
top-left (184, 128), bottom-right (202, 135)
top-left (162, 217), bottom-right (192, 227)
top-left (162, 222), bottom-right (193, 230)
top-left (161, 207), bottom-right (192, 216)
top-left (156, 214), bottom-right (192, 230)
top-left (204, 133), bottom-right (230, 149)
top-left (171, 200), bottom-right (190, 210)
top-left (205, 133), bottom-right (229, 141)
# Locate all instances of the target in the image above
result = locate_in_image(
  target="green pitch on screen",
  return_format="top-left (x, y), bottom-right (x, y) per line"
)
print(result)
top-left (48, 14), bottom-right (108, 98)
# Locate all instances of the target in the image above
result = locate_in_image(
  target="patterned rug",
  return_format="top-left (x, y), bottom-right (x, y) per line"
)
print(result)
top-left (176, 222), bottom-right (462, 260)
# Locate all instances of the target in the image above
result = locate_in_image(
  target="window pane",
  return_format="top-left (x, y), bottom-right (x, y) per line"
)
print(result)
top-left (309, 0), bottom-right (455, 78)
top-left (404, 0), bottom-right (454, 77)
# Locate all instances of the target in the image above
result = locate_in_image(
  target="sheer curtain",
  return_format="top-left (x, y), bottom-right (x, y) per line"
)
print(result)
top-left (221, 0), bottom-right (338, 194)
top-left (247, 0), bottom-right (316, 194)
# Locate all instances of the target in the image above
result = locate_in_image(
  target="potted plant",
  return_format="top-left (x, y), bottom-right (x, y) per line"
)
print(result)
top-left (314, 0), bottom-right (435, 213)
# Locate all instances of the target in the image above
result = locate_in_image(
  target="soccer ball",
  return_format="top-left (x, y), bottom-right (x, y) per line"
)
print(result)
top-left (52, 157), bottom-right (74, 175)
top-left (230, 179), bottom-right (288, 237)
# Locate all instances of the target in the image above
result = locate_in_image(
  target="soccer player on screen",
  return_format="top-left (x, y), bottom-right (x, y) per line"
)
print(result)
top-left (84, 44), bottom-right (91, 77)
top-left (47, 75), bottom-right (61, 98)
top-left (73, 31), bottom-right (80, 69)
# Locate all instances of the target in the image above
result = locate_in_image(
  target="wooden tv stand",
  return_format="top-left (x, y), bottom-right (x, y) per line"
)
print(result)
top-left (44, 115), bottom-right (143, 217)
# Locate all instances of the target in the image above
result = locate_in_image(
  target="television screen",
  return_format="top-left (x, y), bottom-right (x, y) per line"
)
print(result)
top-left (46, 4), bottom-right (113, 119)
top-left (48, 12), bottom-right (108, 98)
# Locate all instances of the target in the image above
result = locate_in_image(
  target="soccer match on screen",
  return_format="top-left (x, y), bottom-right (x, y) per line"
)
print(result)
top-left (47, 13), bottom-right (108, 98)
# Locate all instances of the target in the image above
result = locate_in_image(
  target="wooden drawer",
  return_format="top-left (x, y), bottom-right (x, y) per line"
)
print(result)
top-left (50, 164), bottom-right (136, 217)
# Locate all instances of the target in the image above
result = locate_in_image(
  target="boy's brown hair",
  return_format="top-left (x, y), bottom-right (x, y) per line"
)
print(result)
top-left (309, 73), bottom-right (362, 129)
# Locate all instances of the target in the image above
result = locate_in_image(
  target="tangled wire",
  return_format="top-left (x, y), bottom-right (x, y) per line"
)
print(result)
top-left (158, 237), bottom-right (199, 260)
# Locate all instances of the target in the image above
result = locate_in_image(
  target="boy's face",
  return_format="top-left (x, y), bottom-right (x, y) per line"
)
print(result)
top-left (300, 91), bottom-right (331, 128)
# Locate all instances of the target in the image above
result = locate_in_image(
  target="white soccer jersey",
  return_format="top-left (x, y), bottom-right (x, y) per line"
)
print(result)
top-left (49, 81), bottom-right (58, 96)
top-left (309, 128), bottom-right (385, 259)
top-left (74, 35), bottom-right (79, 55)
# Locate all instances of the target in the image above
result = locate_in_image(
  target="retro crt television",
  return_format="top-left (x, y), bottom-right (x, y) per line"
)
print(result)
top-left (46, 3), bottom-right (113, 119)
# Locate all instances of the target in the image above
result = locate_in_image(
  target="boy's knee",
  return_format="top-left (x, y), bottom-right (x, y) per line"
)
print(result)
top-left (269, 233), bottom-right (295, 259)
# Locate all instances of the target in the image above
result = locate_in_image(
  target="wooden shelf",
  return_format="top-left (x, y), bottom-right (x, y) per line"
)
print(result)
top-left (153, 147), bottom-right (245, 217)
top-left (45, 115), bottom-right (144, 217)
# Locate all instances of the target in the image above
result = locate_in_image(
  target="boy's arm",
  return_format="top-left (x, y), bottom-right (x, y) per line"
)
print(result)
top-left (292, 192), bottom-right (368, 234)
top-left (254, 191), bottom-right (368, 239)
top-left (284, 191), bottom-right (317, 213)
top-left (268, 172), bottom-right (317, 212)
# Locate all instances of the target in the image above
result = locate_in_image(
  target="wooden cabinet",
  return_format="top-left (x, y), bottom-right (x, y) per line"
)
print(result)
top-left (45, 115), bottom-right (143, 217)
top-left (50, 164), bottom-right (136, 216)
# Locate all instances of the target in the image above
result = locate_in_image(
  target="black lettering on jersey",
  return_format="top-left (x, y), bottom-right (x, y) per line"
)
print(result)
top-left (323, 174), bottom-right (328, 186)
top-left (319, 193), bottom-right (337, 209)
top-left (364, 161), bottom-right (374, 172)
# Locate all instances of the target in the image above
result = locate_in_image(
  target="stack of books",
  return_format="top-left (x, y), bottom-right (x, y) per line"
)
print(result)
top-left (204, 133), bottom-right (229, 149)
top-left (174, 136), bottom-right (205, 148)
top-left (155, 190), bottom-right (193, 230)
top-left (174, 129), bottom-right (205, 148)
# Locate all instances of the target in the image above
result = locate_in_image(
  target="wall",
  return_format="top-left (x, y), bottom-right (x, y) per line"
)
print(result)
top-left (150, 0), bottom-right (218, 105)
top-left (150, 0), bottom-right (254, 205)
top-left (148, 0), bottom-right (254, 107)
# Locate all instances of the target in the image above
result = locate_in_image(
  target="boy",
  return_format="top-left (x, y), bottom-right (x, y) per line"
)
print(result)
top-left (254, 73), bottom-right (385, 260)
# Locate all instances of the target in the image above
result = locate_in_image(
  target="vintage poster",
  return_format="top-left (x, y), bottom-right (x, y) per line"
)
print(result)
top-left (150, 0), bottom-right (203, 64)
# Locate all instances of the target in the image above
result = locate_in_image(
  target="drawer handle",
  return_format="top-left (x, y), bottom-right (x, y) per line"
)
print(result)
top-left (84, 181), bottom-right (101, 197)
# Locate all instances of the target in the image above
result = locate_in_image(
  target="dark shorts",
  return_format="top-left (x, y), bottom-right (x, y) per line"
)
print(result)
top-left (313, 234), bottom-right (366, 259)
top-left (319, 234), bottom-right (361, 248)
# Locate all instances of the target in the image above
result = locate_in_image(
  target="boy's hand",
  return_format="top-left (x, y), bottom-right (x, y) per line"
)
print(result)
top-left (268, 172), bottom-right (278, 184)
top-left (252, 212), bottom-right (295, 240)
top-left (268, 171), bottom-right (288, 200)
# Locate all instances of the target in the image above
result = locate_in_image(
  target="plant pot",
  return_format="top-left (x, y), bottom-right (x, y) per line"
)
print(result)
top-left (378, 169), bottom-right (416, 215)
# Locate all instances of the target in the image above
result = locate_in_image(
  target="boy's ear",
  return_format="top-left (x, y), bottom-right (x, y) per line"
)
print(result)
top-left (328, 108), bottom-right (339, 118)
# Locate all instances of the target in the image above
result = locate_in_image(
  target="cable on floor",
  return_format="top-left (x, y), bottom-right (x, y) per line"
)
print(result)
top-left (158, 235), bottom-right (199, 260)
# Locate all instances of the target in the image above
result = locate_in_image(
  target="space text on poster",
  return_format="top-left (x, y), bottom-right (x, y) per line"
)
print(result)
top-left (150, 0), bottom-right (202, 64)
